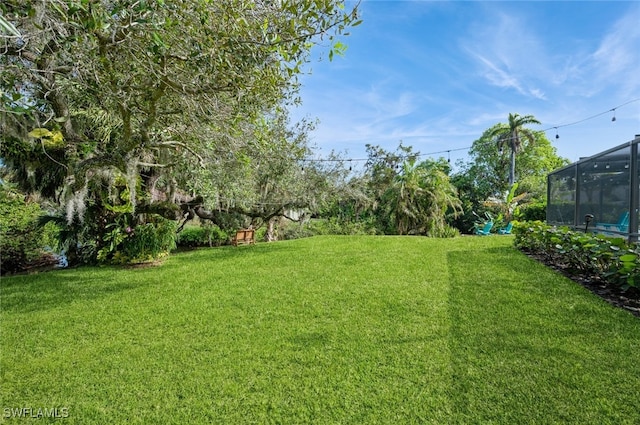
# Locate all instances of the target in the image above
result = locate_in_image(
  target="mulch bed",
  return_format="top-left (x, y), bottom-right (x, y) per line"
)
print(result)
top-left (523, 250), bottom-right (640, 318)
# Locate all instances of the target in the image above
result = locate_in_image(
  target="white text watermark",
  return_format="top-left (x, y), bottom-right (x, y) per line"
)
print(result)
top-left (3, 407), bottom-right (69, 419)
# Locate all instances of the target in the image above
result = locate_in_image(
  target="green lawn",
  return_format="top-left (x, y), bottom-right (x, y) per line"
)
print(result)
top-left (2, 236), bottom-right (639, 424)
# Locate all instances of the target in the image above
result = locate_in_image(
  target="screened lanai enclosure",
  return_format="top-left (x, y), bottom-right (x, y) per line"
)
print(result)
top-left (547, 134), bottom-right (640, 242)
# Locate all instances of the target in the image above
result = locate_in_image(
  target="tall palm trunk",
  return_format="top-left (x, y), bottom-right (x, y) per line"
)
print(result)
top-left (509, 139), bottom-right (517, 186)
top-left (490, 113), bottom-right (540, 189)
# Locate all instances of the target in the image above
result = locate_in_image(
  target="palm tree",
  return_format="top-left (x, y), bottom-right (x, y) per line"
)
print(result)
top-left (383, 159), bottom-right (462, 236)
top-left (384, 159), bottom-right (423, 235)
top-left (488, 113), bottom-right (541, 186)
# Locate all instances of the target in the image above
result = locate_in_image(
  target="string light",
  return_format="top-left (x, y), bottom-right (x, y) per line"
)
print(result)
top-left (173, 102), bottom-right (638, 210)
top-left (300, 98), bottom-right (639, 165)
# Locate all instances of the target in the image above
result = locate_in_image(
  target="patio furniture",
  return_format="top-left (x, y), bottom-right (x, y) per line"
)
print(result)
top-left (498, 222), bottom-right (513, 235)
top-left (475, 222), bottom-right (493, 236)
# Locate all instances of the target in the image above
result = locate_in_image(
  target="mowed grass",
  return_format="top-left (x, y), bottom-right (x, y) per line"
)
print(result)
top-left (1, 236), bottom-right (640, 424)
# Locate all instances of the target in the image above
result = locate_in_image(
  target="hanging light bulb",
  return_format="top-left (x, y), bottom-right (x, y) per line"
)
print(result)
top-left (555, 128), bottom-right (559, 139)
top-left (611, 108), bottom-right (617, 122)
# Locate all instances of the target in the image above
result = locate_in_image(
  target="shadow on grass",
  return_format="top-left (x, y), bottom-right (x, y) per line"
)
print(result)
top-left (169, 240), bottom-right (300, 259)
top-left (1, 241), bottom-right (301, 314)
top-left (0, 267), bottom-right (159, 314)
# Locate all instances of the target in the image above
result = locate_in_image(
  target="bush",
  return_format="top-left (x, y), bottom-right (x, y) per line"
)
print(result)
top-left (0, 187), bottom-right (56, 274)
top-left (517, 201), bottom-right (546, 221)
top-left (513, 221), bottom-right (639, 289)
top-left (97, 215), bottom-right (177, 264)
top-left (429, 224), bottom-right (460, 238)
top-left (121, 219), bottom-right (176, 263)
top-left (304, 217), bottom-right (379, 236)
top-left (278, 222), bottom-right (315, 240)
top-left (176, 224), bottom-right (228, 248)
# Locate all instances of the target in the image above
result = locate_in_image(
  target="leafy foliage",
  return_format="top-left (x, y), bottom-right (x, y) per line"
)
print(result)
top-left (0, 186), bottom-right (57, 274)
top-left (513, 221), bottom-right (640, 289)
top-left (97, 215), bottom-right (177, 265)
top-left (176, 224), bottom-right (228, 248)
top-left (487, 113), bottom-right (541, 187)
top-left (516, 200), bottom-right (546, 221)
top-left (304, 217), bottom-right (379, 237)
top-left (1, 0), bottom-right (360, 261)
top-left (452, 118), bottom-right (568, 233)
top-left (342, 145), bottom-right (462, 236)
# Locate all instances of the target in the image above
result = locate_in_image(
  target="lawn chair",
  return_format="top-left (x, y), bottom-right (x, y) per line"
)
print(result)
top-left (597, 211), bottom-right (629, 233)
top-left (498, 222), bottom-right (513, 235)
top-left (618, 212), bottom-right (630, 232)
top-left (475, 222), bottom-right (493, 235)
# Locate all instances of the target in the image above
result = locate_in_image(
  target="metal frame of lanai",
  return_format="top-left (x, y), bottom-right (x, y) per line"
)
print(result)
top-left (547, 134), bottom-right (640, 243)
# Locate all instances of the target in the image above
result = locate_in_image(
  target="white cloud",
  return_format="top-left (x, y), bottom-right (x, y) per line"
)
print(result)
top-left (590, 4), bottom-right (640, 94)
top-left (460, 9), bottom-right (556, 101)
top-left (470, 53), bottom-right (526, 95)
top-left (362, 87), bottom-right (417, 120)
top-left (529, 88), bottom-right (547, 101)
top-left (292, 2), bottom-right (640, 164)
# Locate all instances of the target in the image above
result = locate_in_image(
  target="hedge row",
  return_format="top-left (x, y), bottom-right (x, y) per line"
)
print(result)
top-left (176, 225), bottom-right (229, 248)
top-left (513, 221), bottom-right (639, 289)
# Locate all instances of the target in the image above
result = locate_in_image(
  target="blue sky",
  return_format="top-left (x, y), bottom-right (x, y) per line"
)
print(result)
top-left (290, 1), bottom-right (640, 168)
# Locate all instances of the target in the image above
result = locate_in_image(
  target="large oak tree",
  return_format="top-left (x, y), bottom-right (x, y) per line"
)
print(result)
top-left (1, 0), bottom-right (359, 261)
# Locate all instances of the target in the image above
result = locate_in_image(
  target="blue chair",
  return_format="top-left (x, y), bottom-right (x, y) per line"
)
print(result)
top-left (597, 211), bottom-right (629, 233)
top-left (498, 222), bottom-right (513, 235)
top-left (619, 212), bottom-right (630, 232)
top-left (475, 222), bottom-right (493, 235)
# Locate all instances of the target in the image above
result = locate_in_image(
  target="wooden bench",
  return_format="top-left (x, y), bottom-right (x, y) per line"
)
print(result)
top-left (231, 229), bottom-right (255, 246)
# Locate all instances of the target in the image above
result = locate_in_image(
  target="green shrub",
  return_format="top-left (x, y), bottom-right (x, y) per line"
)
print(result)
top-left (517, 200), bottom-right (546, 221)
top-left (176, 226), bottom-right (206, 247)
top-left (304, 217), bottom-right (379, 236)
top-left (176, 224), bottom-right (228, 248)
top-left (513, 221), bottom-right (639, 289)
top-left (278, 222), bottom-right (315, 240)
top-left (429, 224), bottom-right (460, 238)
top-left (97, 215), bottom-right (177, 264)
top-left (122, 219), bottom-right (176, 263)
top-left (0, 187), bottom-right (54, 274)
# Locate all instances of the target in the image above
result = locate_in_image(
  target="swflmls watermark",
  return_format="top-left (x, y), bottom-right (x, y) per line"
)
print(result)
top-left (3, 407), bottom-right (69, 419)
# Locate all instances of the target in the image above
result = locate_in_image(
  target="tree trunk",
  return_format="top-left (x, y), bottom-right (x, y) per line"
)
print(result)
top-left (265, 218), bottom-right (278, 242)
top-left (509, 145), bottom-right (516, 186)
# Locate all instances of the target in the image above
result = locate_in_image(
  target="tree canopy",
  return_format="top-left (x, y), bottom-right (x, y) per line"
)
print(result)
top-left (462, 123), bottom-right (568, 199)
top-left (1, 0), bottom-right (360, 262)
top-left (487, 113), bottom-right (541, 186)
top-left (451, 121), bottom-right (569, 232)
